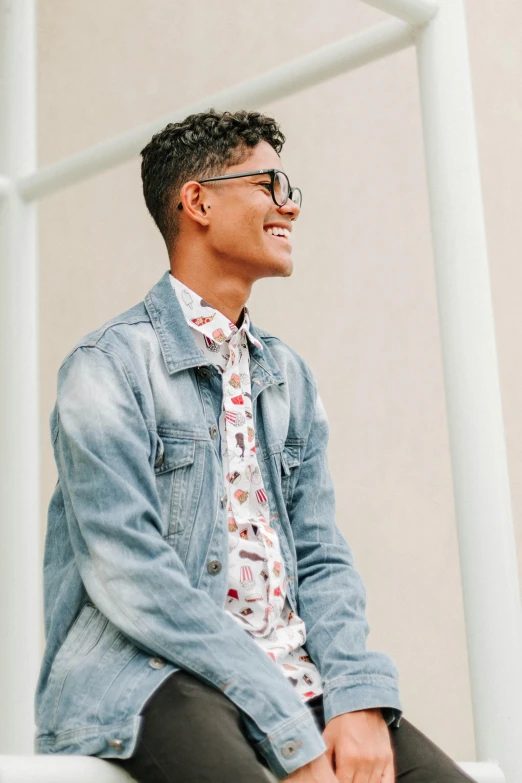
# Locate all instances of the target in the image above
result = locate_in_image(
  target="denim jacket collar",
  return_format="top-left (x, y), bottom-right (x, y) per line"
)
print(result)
top-left (144, 270), bottom-right (285, 397)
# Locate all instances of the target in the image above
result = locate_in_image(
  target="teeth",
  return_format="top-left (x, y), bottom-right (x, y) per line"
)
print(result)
top-left (264, 226), bottom-right (290, 238)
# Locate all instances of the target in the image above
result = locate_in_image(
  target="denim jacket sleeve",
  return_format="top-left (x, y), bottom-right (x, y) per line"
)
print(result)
top-left (289, 381), bottom-right (403, 727)
top-left (54, 344), bottom-right (326, 778)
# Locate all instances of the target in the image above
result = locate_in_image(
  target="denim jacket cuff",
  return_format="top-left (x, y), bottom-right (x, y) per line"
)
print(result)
top-left (254, 709), bottom-right (327, 779)
top-left (322, 674), bottom-right (403, 727)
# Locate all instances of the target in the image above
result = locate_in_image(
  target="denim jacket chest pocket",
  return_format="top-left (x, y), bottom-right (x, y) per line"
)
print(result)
top-left (259, 439), bottom-right (304, 509)
top-left (153, 429), bottom-right (204, 543)
top-left (280, 441), bottom-right (303, 507)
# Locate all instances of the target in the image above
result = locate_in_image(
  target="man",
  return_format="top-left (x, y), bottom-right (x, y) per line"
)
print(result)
top-left (35, 109), bottom-right (474, 783)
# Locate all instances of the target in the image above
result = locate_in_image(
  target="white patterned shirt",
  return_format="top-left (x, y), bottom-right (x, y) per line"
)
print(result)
top-left (170, 274), bottom-right (323, 701)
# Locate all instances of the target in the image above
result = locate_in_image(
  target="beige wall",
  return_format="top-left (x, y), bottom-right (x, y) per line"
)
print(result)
top-left (38, 0), bottom-right (522, 762)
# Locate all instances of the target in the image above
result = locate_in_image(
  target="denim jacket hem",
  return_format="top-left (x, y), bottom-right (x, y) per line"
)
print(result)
top-left (35, 716), bottom-right (142, 759)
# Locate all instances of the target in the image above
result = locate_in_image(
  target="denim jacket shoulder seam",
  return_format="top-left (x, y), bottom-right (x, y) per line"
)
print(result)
top-left (59, 343), bottom-right (135, 388)
top-left (58, 345), bottom-right (148, 429)
top-left (90, 316), bottom-right (151, 350)
top-left (57, 316), bottom-right (151, 373)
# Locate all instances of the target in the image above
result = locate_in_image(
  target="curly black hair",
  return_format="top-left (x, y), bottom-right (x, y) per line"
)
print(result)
top-left (140, 109), bottom-right (286, 249)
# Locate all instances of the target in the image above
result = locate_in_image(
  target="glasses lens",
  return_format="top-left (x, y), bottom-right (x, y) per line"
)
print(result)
top-left (289, 188), bottom-right (302, 208)
top-left (273, 171), bottom-right (290, 206)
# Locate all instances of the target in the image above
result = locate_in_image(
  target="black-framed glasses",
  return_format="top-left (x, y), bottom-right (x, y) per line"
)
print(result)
top-left (176, 168), bottom-right (302, 211)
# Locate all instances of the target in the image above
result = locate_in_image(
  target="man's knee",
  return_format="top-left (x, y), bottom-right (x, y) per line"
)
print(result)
top-left (120, 671), bottom-right (271, 783)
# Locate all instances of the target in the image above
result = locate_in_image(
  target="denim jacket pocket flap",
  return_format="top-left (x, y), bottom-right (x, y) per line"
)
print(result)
top-left (154, 435), bottom-right (195, 475)
top-left (281, 443), bottom-right (302, 476)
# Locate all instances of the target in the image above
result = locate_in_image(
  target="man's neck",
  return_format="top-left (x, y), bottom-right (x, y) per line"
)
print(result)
top-left (169, 260), bottom-right (252, 327)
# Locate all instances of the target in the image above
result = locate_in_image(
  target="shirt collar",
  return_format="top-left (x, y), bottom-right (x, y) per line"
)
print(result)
top-left (169, 273), bottom-right (262, 350)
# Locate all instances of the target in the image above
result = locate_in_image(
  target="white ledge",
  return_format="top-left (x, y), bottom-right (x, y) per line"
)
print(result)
top-left (0, 755), bottom-right (136, 782)
top-left (0, 755), bottom-right (505, 782)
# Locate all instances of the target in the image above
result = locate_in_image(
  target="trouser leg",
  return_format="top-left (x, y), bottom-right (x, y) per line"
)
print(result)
top-left (389, 718), bottom-right (477, 782)
top-left (109, 670), bottom-right (271, 783)
top-left (309, 695), bottom-right (476, 783)
top-left (111, 671), bottom-right (476, 783)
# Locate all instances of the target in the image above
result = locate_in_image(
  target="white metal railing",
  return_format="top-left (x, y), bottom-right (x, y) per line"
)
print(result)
top-left (0, 0), bottom-right (41, 759)
top-left (1, 0), bottom-right (519, 780)
top-left (18, 18), bottom-right (415, 202)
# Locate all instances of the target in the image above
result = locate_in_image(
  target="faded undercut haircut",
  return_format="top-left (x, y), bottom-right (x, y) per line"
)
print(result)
top-left (140, 109), bottom-right (286, 250)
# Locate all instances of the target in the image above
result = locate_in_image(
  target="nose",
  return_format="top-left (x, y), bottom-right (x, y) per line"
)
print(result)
top-left (277, 198), bottom-right (300, 221)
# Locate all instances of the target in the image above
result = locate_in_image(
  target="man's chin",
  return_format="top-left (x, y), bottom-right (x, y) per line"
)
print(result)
top-left (240, 251), bottom-right (293, 281)
top-left (265, 252), bottom-right (293, 278)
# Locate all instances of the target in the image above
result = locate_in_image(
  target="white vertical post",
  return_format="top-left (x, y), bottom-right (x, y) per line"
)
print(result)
top-left (0, 0), bottom-right (40, 754)
top-left (416, 0), bottom-right (522, 779)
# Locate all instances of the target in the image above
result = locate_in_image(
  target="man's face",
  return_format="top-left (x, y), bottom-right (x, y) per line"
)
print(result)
top-left (202, 141), bottom-right (301, 281)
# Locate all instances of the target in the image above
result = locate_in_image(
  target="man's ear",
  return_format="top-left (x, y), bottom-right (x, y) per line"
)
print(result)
top-left (178, 181), bottom-right (211, 227)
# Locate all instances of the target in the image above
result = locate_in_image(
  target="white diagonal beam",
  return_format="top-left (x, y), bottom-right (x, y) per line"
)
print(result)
top-left (18, 18), bottom-right (417, 202)
top-left (363, 0), bottom-right (438, 24)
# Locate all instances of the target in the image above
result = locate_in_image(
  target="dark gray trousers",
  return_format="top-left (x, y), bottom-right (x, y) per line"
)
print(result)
top-left (110, 671), bottom-right (476, 783)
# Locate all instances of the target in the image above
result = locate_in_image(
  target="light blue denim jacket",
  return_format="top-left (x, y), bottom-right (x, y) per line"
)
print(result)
top-left (35, 271), bottom-right (402, 779)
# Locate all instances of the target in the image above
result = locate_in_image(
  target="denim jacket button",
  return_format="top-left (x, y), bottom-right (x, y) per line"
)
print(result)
top-left (220, 494), bottom-right (227, 508)
top-left (108, 739), bottom-right (124, 751)
top-left (149, 656), bottom-right (166, 669)
top-left (207, 559), bottom-right (222, 575)
top-left (282, 741), bottom-right (298, 758)
top-left (209, 425), bottom-right (218, 439)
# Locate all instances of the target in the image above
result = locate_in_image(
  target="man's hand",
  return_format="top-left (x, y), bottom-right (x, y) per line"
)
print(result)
top-left (322, 708), bottom-right (395, 783)
top-left (281, 752), bottom-right (338, 782)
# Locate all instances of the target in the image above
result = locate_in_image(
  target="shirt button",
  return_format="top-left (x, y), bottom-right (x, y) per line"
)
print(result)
top-left (209, 424), bottom-right (218, 439)
top-left (207, 559), bottom-right (222, 575)
top-left (197, 366), bottom-right (211, 379)
top-left (108, 739), bottom-right (124, 752)
top-left (282, 741), bottom-right (298, 759)
top-left (149, 656), bottom-right (166, 669)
